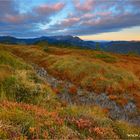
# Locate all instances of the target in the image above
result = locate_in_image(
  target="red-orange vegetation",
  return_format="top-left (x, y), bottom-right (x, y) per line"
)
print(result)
top-left (89, 127), bottom-right (105, 135)
top-left (29, 127), bottom-right (36, 133)
top-left (68, 85), bottom-right (77, 94)
top-left (133, 92), bottom-right (140, 108)
top-left (127, 83), bottom-right (139, 92)
top-left (55, 117), bottom-right (64, 126)
top-left (0, 100), bottom-right (49, 117)
top-left (43, 131), bottom-right (48, 139)
top-left (109, 95), bottom-right (118, 100)
top-left (116, 98), bottom-right (128, 106)
top-left (68, 117), bottom-right (93, 129)
top-left (60, 101), bottom-right (67, 107)
top-left (103, 108), bottom-right (109, 115)
top-left (100, 69), bottom-right (106, 74)
top-left (53, 88), bottom-right (60, 94)
top-left (106, 86), bottom-right (114, 95)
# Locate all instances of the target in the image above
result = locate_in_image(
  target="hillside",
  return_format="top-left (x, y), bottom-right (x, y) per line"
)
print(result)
top-left (0, 36), bottom-right (140, 54)
top-left (0, 44), bottom-right (140, 139)
top-left (105, 41), bottom-right (140, 54)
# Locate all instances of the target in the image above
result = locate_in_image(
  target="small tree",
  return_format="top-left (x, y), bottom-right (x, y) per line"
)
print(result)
top-left (37, 41), bottom-right (48, 52)
top-left (95, 42), bottom-right (101, 51)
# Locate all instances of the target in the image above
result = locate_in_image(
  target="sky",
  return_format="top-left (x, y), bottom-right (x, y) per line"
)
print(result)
top-left (0, 0), bottom-right (140, 41)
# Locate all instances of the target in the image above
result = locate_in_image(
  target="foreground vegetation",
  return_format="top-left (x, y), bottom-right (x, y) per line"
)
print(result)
top-left (0, 44), bottom-right (140, 139)
top-left (4, 44), bottom-right (140, 107)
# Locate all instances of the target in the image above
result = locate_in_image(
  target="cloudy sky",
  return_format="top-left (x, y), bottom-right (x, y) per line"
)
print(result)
top-left (0, 0), bottom-right (140, 40)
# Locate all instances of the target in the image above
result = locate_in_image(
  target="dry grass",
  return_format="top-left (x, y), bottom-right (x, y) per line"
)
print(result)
top-left (0, 65), bottom-right (13, 82)
top-left (1, 44), bottom-right (140, 102)
top-left (0, 44), bottom-right (139, 139)
top-left (113, 120), bottom-right (140, 139)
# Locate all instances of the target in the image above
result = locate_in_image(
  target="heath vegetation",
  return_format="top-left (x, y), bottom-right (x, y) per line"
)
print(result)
top-left (0, 44), bottom-right (139, 139)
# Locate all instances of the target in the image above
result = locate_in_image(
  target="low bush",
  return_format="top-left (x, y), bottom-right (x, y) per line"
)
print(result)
top-left (0, 71), bottom-right (50, 105)
top-left (68, 85), bottom-right (77, 94)
top-left (95, 53), bottom-right (118, 63)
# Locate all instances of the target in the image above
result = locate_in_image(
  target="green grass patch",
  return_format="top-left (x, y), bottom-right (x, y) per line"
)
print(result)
top-left (94, 53), bottom-right (118, 63)
top-left (0, 51), bottom-right (30, 69)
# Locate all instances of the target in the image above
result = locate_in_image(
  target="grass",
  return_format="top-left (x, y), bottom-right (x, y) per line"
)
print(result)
top-left (94, 52), bottom-right (118, 63)
top-left (0, 65), bottom-right (13, 82)
top-left (4, 45), bottom-right (140, 92)
top-left (113, 120), bottom-right (140, 139)
top-left (1, 44), bottom-right (140, 105)
top-left (1, 44), bottom-right (140, 99)
top-left (46, 55), bottom-right (139, 94)
top-left (0, 50), bottom-right (29, 69)
top-left (0, 44), bottom-right (140, 139)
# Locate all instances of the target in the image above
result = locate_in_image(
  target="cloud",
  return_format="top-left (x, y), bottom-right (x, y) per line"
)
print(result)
top-left (73, 0), bottom-right (95, 11)
top-left (34, 2), bottom-right (65, 15)
top-left (62, 12), bottom-right (140, 36)
top-left (0, 1), bottom-right (65, 24)
top-left (47, 0), bottom-right (140, 36)
top-left (0, 0), bottom-right (140, 37)
top-left (0, 0), bottom-right (65, 37)
top-left (59, 17), bottom-right (80, 27)
top-left (0, 0), bottom-right (17, 15)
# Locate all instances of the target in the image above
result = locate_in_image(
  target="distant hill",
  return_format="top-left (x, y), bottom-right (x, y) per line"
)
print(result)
top-left (0, 36), bottom-right (140, 54)
top-left (104, 41), bottom-right (140, 54)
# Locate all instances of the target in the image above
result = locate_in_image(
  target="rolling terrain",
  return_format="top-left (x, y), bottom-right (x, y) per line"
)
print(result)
top-left (0, 43), bottom-right (140, 139)
top-left (0, 36), bottom-right (140, 54)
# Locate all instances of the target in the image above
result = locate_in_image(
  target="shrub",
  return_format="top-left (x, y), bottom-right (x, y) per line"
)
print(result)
top-left (116, 98), bottom-right (128, 106)
top-left (53, 88), bottom-right (60, 94)
top-left (1, 76), bottom-right (17, 100)
top-left (127, 51), bottom-right (139, 57)
top-left (36, 41), bottom-right (49, 52)
top-left (0, 107), bottom-right (35, 139)
top-left (109, 95), bottom-right (117, 100)
top-left (68, 85), bottom-right (77, 94)
top-left (0, 74), bottom-right (45, 104)
top-left (95, 53), bottom-right (117, 63)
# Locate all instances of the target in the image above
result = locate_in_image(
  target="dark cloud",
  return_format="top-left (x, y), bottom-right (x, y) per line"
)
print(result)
top-left (71, 12), bottom-right (140, 35)
top-left (0, 0), bottom-right (17, 15)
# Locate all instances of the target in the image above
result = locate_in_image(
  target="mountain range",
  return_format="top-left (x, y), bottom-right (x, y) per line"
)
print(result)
top-left (0, 35), bottom-right (140, 54)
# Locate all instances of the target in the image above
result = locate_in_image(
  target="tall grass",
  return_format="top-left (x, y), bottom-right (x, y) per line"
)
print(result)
top-left (0, 50), bottom-right (30, 69)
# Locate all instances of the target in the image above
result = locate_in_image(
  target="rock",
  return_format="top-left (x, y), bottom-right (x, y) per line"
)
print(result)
top-left (32, 64), bottom-right (140, 126)
top-left (124, 102), bottom-right (136, 113)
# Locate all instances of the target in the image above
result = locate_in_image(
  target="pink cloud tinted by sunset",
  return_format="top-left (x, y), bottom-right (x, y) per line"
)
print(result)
top-left (74, 0), bottom-right (95, 11)
top-left (34, 2), bottom-right (65, 15)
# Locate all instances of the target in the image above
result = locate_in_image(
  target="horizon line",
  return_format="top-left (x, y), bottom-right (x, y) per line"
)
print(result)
top-left (0, 35), bottom-right (140, 42)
